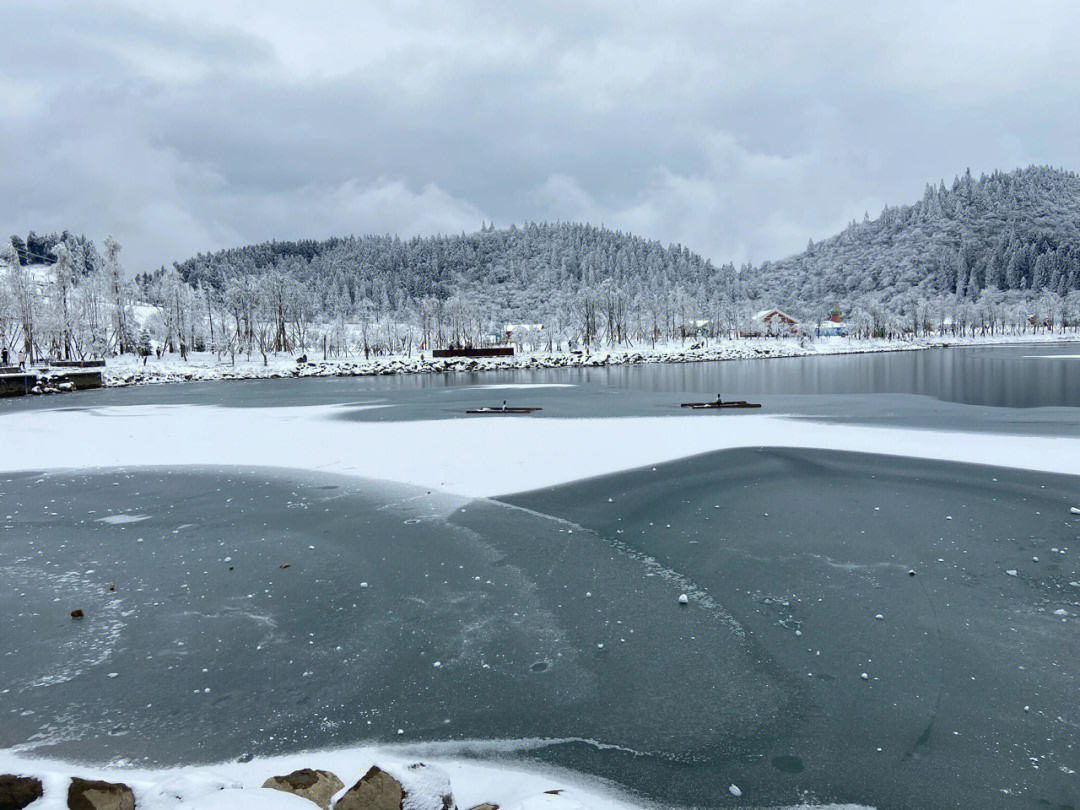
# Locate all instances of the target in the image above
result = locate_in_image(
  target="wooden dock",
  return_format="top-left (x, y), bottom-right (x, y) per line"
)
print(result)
top-left (466, 405), bottom-right (541, 414)
top-left (681, 398), bottom-right (761, 410)
top-left (0, 367), bottom-right (104, 398)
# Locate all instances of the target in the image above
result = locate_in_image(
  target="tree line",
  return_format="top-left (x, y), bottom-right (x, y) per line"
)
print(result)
top-left (3, 166), bottom-right (1080, 365)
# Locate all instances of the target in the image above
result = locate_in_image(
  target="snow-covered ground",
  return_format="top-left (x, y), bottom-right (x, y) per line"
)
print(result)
top-left (0, 746), bottom-right (639, 810)
top-left (0, 745), bottom-right (872, 810)
top-left (97, 332), bottom-right (1079, 389)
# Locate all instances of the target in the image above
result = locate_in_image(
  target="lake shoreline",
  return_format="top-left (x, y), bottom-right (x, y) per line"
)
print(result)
top-left (95, 332), bottom-right (1080, 391)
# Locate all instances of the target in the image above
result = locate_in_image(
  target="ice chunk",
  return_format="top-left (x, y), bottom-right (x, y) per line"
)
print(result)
top-left (96, 514), bottom-right (149, 525)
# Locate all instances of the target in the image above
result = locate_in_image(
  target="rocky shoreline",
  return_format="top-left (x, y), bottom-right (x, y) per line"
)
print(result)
top-left (1, 761), bottom-right (506, 810)
top-left (97, 333), bottom-right (1077, 391)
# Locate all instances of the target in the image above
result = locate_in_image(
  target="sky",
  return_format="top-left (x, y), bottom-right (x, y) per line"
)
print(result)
top-left (2, 0), bottom-right (1079, 273)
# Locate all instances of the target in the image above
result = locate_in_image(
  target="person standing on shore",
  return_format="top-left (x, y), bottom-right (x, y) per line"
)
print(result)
top-left (17, 349), bottom-right (26, 370)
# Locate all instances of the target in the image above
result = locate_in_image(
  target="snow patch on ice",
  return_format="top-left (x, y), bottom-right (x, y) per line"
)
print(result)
top-left (2, 404), bottom-right (1078, 500)
top-left (95, 514), bottom-right (150, 525)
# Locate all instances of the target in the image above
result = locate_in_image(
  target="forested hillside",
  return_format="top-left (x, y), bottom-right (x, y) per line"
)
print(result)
top-left (754, 166), bottom-right (1080, 309)
top-left (169, 166), bottom-right (1080, 331)
top-left (170, 222), bottom-right (735, 335)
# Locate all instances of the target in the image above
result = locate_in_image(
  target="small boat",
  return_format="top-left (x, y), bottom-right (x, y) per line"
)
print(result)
top-left (681, 395), bottom-right (761, 410)
top-left (466, 400), bottom-right (542, 415)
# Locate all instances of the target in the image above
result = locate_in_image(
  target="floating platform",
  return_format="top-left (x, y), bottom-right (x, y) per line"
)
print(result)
top-left (433, 347), bottom-right (515, 358)
top-left (681, 399), bottom-right (761, 410)
top-left (0, 373), bottom-right (36, 397)
top-left (466, 406), bottom-right (542, 414)
top-left (0, 368), bottom-right (103, 398)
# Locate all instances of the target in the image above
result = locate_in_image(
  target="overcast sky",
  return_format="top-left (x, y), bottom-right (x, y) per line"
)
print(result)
top-left (2, 1), bottom-right (1079, 272)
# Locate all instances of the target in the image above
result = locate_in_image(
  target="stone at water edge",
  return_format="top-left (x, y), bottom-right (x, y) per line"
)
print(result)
top-left (334, 766), bottom-right (404, 810)
top-left (401, 763), bottom-right (456, 810)
top-left (67, 777), bottom-right (135, 810)
top-left (0, 774), bottom-right (44, 810)
top-left (263, 768), bottom-right (345, 809)
top-left (467, 805), bottom-right (499, 810)
top-left (678, 593), bottom-right (689, 605)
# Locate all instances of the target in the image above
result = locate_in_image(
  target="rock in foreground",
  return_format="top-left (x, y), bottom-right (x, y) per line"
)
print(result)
top-left (264, 768), bottom-right (345, 809)
top-left (67, 777), bottom-right (135, 810)
top-left (334, 767), bottom-right (404, 810)
top-left (0, 774), bottom-right (44, 810)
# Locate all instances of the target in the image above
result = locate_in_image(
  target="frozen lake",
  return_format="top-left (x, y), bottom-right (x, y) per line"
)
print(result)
top-left (1, 342), bottom-right (1079, 809)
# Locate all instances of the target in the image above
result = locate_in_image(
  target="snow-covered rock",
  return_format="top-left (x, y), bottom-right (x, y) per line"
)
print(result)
top-left (335, 765), bottom-right (404, 810)
top-left (398, 762), bottom-right (455, 810)
top-left (146, 770), bottom-right (241, 806)
top-left (67, 776), bottom-right (136, 809)
top-left (262, 768), bottom-right (344, 809)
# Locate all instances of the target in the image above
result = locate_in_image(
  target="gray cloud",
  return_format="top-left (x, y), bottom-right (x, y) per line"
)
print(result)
top-left (1, 0), bottom-right (1078, 271)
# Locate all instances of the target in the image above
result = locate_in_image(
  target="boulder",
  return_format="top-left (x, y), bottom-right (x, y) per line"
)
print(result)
top-left (400, 763), bottom-right (454, 810)
top-left (334, 767), bottom-right (403, 810)
top-left (468, 805), bottom-right (498, 810)
top-left (263, 768), bottom-right (344, 809)
top-left (67, 777), bottom-right (135, 810)
top-left (0, 774), bottom-right (44, 810)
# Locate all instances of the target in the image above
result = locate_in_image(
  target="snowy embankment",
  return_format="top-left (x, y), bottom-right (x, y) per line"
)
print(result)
top-left (0, 747), bottom-right (635, 810)
top-left (100, 332), bottom-right (1077, 389)
top-left (0, 746), bottom-right (873, 810)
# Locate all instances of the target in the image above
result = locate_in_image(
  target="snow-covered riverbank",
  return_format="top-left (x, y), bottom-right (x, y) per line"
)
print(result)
top-left (0, 744), bottom-right (876, 810)
top-left (98, 333), bottom-right (1079, 389)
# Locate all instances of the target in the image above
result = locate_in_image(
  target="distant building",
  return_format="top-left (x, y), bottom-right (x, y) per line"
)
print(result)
top-left (505, 323), bottom-right (544, 344)
top-left (749, 309), bottom-right (799, 335)
top-left (816, 323), bottom-right (846, 337)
